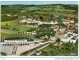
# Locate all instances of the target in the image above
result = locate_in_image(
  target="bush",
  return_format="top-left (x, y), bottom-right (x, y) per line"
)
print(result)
top-left (1, 52), bottom-right (6, 56)
top-left (1, 26), bottom-right (10, 29)
top-left (12, 28), bottom-right (19, 31)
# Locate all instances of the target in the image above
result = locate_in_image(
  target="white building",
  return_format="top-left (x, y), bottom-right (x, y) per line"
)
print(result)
top-left (60, 33), bottom-right (78, 44)
top-left (20, 20), bottom-right (27, 23)
top-left (7, 14), bottom-right (11, 16)
top-left (1, 38), bottom-right (35, 46)
top-left (70, 39), bottom-right (76, 44)
top-left (49, 36), bottom-right (56, 43)
top-left (70, 20), bottom-right (74, 23)
top-left (39, 22), bottom-right (58, 25)
top-left (59, 28), bottom-right (66, 32)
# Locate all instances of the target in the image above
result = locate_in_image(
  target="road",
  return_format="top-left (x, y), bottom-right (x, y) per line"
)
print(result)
top-left (27, 43), bottom-right (49, 56)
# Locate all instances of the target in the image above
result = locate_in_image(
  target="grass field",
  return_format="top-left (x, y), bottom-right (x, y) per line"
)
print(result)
top-left (1, 19), bottom-right (37, 31)
top-left (1, 32), bottom-right (32, 40)
top-left (1, 19), bottom-right (19, 25)
top-left (1, 19), bottom-right (36, 40)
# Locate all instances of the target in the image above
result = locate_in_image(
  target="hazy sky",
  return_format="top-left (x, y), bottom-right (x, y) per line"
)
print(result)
top-left (1, 1), bottom-right (78, 5)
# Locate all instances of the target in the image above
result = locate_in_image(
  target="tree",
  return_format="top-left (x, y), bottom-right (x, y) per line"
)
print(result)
top-left (56, 38), bottom-right (61, 46)
top-left (6, 23), bottom-right (8, 26)
top-left (50, 14), bottom-right (53, 18)
top-left (39, 16), bottom-right (44, 21)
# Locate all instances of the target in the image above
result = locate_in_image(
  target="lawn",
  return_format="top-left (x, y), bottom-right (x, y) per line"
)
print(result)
top-left (1, 29), bottom-right (17, 34)
top-left (1, 19), bottom-right (19, 26)
top-left (1, 18), bottom-right (37, 41)
top-left (1, 32), bottom-right (33, 40)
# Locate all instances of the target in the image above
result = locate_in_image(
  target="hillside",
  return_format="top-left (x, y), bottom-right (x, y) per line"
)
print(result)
top-left (1, 4), bottom-right (78, 22)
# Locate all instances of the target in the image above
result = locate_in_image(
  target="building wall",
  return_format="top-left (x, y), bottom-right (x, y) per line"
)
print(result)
top-left (2, 40), bottom-right (35, 46)
top-left (62, 22), bottom-right (70, 25)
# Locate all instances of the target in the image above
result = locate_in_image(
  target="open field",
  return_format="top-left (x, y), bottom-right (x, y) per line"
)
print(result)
top-left (1, 32), bottom-right (32, 40)
top-left (1, 19), bottom-right (36, 40)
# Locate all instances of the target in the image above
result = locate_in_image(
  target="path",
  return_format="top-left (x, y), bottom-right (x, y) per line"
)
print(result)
top-left (12, 45), bottom-right (18, 55)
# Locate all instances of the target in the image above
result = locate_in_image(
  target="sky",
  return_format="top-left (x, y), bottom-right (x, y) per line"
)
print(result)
top-left (1, 1), bottom-right (78, 5)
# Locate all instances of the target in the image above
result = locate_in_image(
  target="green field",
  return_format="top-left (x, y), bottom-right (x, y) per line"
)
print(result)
top-left (1, 32), bottom-right (32, 40)
top-left (38, 43), bottom-right (78, 56)
top-left (1, 19), bottom-right (36, 40)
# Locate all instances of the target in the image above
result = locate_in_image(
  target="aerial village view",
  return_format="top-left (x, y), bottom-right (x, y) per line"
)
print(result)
top-left (0, 1), bottom-right (78, 56)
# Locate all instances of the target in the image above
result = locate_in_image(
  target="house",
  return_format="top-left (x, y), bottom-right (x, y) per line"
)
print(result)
top-left (52, 25), bottom-right (59, 29)
top-left (51, 25), bottom-right (59, 31)
top-left (7, 14), bottom-right (11, 16)
top-left (38, 21), bottom-right (58, 25)
top-left (39, 40), bottom-right (48, 45)
top-left (67, 24), bottom-right (75, 33)
top-left (60, 36), bottom-right (73, 43)
top-left (70, 20), bottom-right (74, 23)
top-left (60, 18), bottom-right (70, 25)
top-left (53, 41), bottom-right (63, 46)
top-left (49, 36), bottom-right (56, 43)
top-left (14, 15), bottom-right (18, 16)
top-left (27, 18), bottom-right (33, 21)
top-left (62, 20), bottom-right (70, 25)
top-left (57, 31), bottom-right (66, 37)
top-left (59, 28), bottom-right (66, 32)
top-left (20, 20), bottom-right (27, 23)
top-left (69, 35), bottom-right (78, 44)
top-left (20, 18), bottom-right (27, 23)
top-left (75, 23), bottom-right (78, 30)
top-left (35, 50), bottom-right (41, 55)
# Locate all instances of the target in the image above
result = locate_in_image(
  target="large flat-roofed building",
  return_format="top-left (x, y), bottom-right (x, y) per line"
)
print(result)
top-left (1, 38), bottom-right (35, 46)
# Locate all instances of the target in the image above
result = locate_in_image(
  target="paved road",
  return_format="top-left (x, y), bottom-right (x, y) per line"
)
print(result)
top-left (27, 43), bottom-right (49, 56)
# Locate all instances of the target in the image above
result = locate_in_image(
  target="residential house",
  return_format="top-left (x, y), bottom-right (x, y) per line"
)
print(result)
top-left (62, 19), bottom-right (70, 25)
top-left (20, 18), bottom-right (27, 23)
top-left (70, 36), bottom-right (77, 44)
top-left (7, 14), bottom-right (11, 16)
top-left (51, 25), bottom-right (59, 31)
top-left (49, 36), bottom-right (57, 43)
